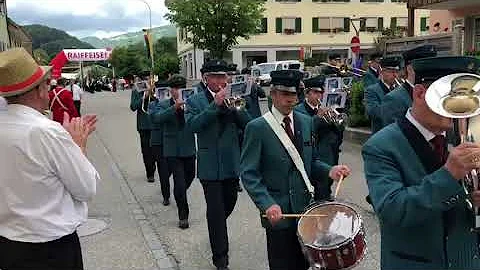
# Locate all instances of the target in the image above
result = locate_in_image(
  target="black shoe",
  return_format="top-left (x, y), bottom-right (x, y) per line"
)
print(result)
top-left (163, 199), bottom-right (170, 206)
top-left (178, 219), bottom-right (189, 229)
top-left (147, 177), bottom-right (154, 183)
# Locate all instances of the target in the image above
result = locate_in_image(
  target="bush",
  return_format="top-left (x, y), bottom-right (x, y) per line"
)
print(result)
top-left (348, 81), bottom-right (369, 127)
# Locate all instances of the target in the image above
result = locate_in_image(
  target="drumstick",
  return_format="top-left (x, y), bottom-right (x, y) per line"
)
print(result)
top-left (334, 174), bottom-right (345, 198)
top-left (262, 214), bottom-right (328, 218)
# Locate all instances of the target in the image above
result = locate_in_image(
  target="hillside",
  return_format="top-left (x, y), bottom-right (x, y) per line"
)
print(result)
top-left (81, 25), bottom-right (177, 49)
top-left (23, 24), bottom-right (95, 59)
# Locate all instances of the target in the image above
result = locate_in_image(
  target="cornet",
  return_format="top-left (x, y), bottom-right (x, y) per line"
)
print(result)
top-left (317, 104), bottom-right (348, 126)
top-left (224, 96), bottom-right (246, 110)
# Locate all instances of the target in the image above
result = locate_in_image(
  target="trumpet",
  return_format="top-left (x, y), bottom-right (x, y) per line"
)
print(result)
top-left (318, 106), bottom-right (348, 126)
top-left (224, 96), bottom-right (246, 110)
top-left (320, 62), bottom-right (366, 77)
top-left (141, 77), bottom-right (156, 114)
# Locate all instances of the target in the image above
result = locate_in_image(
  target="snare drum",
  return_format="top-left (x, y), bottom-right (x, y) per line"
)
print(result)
top-left (297, 202), bottom-right (366, 270)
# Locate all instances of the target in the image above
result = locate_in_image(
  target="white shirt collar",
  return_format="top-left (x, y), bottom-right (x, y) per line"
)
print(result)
top-left (7, 104), bottom-right (46, 118)
top-left (271, 105), bottom-right (294, 130)
top-left (405, 109), bottom-right (445, 141)
top-left (381, 79), bottom-right (393, 90)
top-left (207, 86), bottom-right (216, 98)
top-left (305, 100), bottom-right (319, 111)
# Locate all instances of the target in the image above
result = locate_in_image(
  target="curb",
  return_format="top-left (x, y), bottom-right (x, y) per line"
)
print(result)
top-left (96, 133), bottom-right (179, 270)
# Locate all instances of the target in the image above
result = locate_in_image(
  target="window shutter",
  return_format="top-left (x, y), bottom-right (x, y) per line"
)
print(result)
top-left (276, 18), bottom-right (283, 33)
top-left (344, 18), bottom-right (350, 32)
top-left (312, 17), bottom-right (319, 33)
top-left (295, 17), bottom-right (302, 33)
top-left (378, 17), bottom-right (384, 31)
top-left (420, 17), bottom-right (427, 31)
top-left (391, 17), bottom-right (397, 30)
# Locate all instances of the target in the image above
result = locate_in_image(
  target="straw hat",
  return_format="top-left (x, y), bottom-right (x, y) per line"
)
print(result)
top-left (0, 48), bottom-right (52, 97)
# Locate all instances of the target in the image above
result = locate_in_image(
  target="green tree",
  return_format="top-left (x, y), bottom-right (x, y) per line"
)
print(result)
top-left (33, 48), bottom-right (49, 65)
top-left (165, 0), bottom-right (265, 59)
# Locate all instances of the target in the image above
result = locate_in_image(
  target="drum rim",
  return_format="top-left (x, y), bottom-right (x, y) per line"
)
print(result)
top-left (297, 201), bottom-right (364, 250)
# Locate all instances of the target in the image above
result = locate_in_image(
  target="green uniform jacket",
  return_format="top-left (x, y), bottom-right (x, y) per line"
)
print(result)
top-left (365, 81), bottom-right (389, 134)
top-left (151, 99), bottom-right (196, 157)
top-left (381, 84), bottom-right (412, 128)
top-left (363, 67), bottom-right (379, 89)
top-left (130, 90), bottom-right (152, 131)
top-left (148, 99), bottom-right (164, 146)
top-left (240, 112), bottom-right (332, 230)
top-left (363, 118), bottom-right (480, 270)
top-left (244, 84), bottom-right (266, 119)
top-left (185, 88), bottom-right (251, 181)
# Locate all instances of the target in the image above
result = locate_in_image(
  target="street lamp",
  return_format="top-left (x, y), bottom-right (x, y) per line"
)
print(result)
top-left (138, 0), bottom-right (154, 72)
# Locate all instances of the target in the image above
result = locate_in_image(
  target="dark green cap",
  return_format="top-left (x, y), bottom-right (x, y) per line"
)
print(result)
top-left (412, 56), bottom-right (480, 84)
top-left (167, 74), bottom-right (187, 88)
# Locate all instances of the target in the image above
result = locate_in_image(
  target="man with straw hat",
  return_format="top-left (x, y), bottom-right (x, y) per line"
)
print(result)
top-left (0, 48), bottom-right (99, 269)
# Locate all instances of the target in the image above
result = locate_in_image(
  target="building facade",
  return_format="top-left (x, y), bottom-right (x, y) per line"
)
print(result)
top-left (408, 0), bottom-right (480, 52)
top-left (0, 0), bottom-right (9, 52)
top-left (177, 0), bottom-right (429, 79)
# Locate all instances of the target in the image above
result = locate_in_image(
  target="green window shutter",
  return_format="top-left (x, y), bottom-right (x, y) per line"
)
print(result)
top-left (312, 17), bottom-right (319, 33)
top-left (262, 18), bottom-right (268, 33)
top-left (391, 17), bottom-right (397, 30)
top-left (295, 17), bottom-right (302, 33)
top-left (378, 17), bottom-right (384, 31)
top-left (420, 17), bottom-right (427, 31)
top-left (276, 18), bottom-right (283, 33)
top-left (344, 18), bottom-right (350, 32)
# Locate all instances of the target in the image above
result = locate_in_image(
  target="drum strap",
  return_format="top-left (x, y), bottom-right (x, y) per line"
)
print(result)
top-left (263, 111), bottom-right (315, 196)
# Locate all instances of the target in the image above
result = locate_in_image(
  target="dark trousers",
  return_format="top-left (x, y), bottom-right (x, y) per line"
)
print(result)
top-left (152, 145), bottom-right (172, 200)
top-left (138, 130), bottom-right (156, 179)
top-left (200, 179), bottom-right (238, 268)
top-left (167, 156), bottom-right (196, 220)
top-left (73, 100), bottom-right (81, 116)
top-left (266, 228), bottom-right (309, 270)
top-left (0, 232), bottom-right (83, 270)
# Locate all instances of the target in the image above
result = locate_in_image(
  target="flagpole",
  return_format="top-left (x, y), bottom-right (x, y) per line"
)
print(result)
top-left (138, 0), bottom-right (154, 72)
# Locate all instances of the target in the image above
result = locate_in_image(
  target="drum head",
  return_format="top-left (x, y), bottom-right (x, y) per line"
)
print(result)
top-left (298, 202), bottom-right (361, 249)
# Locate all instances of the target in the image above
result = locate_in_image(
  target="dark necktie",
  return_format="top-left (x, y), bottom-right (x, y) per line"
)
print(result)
top-left (313, 108), bottom-right (318, 116)
top-left (283, 116), bottom-right (295, 142)
top-left (430, 135), bottom-right (447, 164)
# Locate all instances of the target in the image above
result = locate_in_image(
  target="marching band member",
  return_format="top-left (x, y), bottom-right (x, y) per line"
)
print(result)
top-left (363, 57), bottom-right (480, 270)
top-left (363, 52), bottom-right (382, 88)
top-left (240, 70), bottom-right (350, 270)
top-left (150, 75), bottom-right (195, 229)
top-left (364, 56), bottom-right (400, 134)
top-left (130, 76), bottom-right (156, 183)
top-left (295, 75), bottom-right (344, 201)
top-left (241, 67), bottom-right (266, 119)
top-left (148, 80), bottom-right (172, 205)
top-left (185, 59), bottom-right (251, 270)
top-left (381, 45), bottom-right (437, 127)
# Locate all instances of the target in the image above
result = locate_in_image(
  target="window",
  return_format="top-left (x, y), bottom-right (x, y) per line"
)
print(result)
top-left (359, 17), bottom-right (383, 32)
top-left (276, 17), bottom-right (302, 34)
top-left (420, 17), bottom-right (430, 32)
top-left (258, 18), bottom-right (268, 33)
top-left (475, 17), bottom-right (480, 50)
top-left (390, 0), bottom-right (405, 2)
top-left (312, 17), bottom-right (350, 33)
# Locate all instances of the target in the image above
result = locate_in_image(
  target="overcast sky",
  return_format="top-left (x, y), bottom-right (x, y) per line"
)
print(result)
top-left (6, 0), bottom-right (170, 39)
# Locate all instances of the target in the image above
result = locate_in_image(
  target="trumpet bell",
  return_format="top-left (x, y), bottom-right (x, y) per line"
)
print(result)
top-left (425, 73), bottom-right (480, 119)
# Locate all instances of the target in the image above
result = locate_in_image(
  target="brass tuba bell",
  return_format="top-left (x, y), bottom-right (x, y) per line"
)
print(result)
top-left (425, 73), bottom-right (480, 230)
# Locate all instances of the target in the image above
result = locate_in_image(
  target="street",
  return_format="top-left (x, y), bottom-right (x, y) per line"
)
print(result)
top-left (79, 90), bottom-right (380, 270)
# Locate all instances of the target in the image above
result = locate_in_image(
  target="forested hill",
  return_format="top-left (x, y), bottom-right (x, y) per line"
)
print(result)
top-left (23, 24), bottom-right (95, 60)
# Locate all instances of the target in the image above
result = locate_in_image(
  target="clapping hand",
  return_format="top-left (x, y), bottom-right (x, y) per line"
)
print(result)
top-left (62, 112), bottom-right (97, 153)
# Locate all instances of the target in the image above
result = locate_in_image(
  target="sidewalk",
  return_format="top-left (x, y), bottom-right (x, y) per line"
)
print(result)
top-left (78, 132), bottom-right (177, 270)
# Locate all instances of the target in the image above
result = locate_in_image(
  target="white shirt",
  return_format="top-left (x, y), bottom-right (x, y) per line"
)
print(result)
top-left (306, 100), bottom-right (319, 111)
top-left (406, 109), bottom-right (446, 141)
top-left (0, 104), bottom-right (99, 242)
top-left (207, 87), bottom-right (216, 98)
top-left (70, 84), bottom-right (83, 101)
top-left (272, 105), bottom-right (294, 132)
